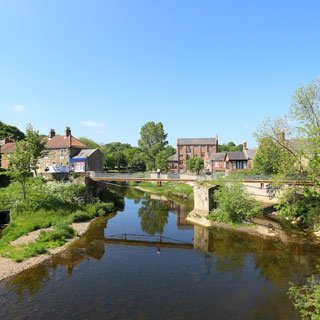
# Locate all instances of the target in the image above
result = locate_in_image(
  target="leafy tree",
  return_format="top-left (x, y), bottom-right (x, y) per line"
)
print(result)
top-left (186, 157), bottom-right (204, 174)
top-left (104, 154), bottom-right (116, 170)
top-left (165, 145), bottom-right (176, 157)
top-left (25, 124), bottom-right (46, 177)
top-left (138, 121), bottom-right (168, 170)
top-left (6, 140), bottom-right (33, 200)
top-left (207, 178), bottom-right (263, 224)
top-left (155, 150), bottom-right (169, 173)
top-left (219, 142), bottom-right (243, 152)
top-left (125, 148), bottom-right (146, 171)
top-left (113, 151), bottom-right (127, 170)
top-left (0, 121), bottom-right (25, 140)
top-left (78, 137), bottom-right (99, 149)
top-left (253, 137), bottom-right (294, 175)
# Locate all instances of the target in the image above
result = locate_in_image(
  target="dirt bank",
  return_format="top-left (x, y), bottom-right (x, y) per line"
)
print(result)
top-left (0, 220), bottom-right (93, 282)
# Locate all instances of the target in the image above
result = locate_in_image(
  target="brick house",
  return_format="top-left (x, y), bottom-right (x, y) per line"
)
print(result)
top-left (204, 140), bottom-right (256, 173)
top-left (0, 127), bottom-right (104, 173)
top-left (168, 136), bottom-right (218, 173)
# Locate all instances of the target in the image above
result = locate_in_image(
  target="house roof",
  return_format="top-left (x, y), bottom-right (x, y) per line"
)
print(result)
top-left (177, 138), bottom-right (216, 146)
top-left (245, 148), bottom-right (257, 160)
top-left (227, 151), bottom-right (247, 161)
top-left (168, 154), bottom-right (178, 161)
top-left (71, 149), bottom-right (98, 159)
top-left (209, 153), bottom-right (226, 161)
top-left (0, 142), bottom-right (15, 153)
top-left (45, 135), bottom-right (89, 149)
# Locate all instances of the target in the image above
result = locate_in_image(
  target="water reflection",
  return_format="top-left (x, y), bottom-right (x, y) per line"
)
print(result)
top-left (1, 186), bottom-right (320, 320)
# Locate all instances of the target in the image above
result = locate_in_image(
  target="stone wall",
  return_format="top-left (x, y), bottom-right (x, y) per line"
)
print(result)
top-left (193, 183), bottom-right (217, 213)
top-left (39, 148), bottom-right (71, 172)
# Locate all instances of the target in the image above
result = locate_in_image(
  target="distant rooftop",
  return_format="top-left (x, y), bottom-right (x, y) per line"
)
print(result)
top-left (177, 138), bottom-right (216, 146)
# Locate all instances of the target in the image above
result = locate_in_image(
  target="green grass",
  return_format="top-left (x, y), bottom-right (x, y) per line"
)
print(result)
top-left (0, 178), bottom-right (119, 262)
top-left (135, 181), bottom-right (194, 200)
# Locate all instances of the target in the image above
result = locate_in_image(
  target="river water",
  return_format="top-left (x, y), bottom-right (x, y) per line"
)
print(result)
top-left (0, 186), bottom-right (319, 319)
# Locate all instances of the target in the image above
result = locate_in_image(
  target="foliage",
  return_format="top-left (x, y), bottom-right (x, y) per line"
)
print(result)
top-left (207, 179), bottom-right (263, 224)
top-left (138, 121), bottom-right (168, 170)
top-left (0, 120), bottom-right (25, 140)
top-left (219, 142), bottom-right (243, 152)
top-left (253, 137), bottom-right (295, 175)
top-left (155, 150), bottom-right (169, 173)
top-left (288, 275), bottom-right (320, 320)
top-left (78, 137), bottom-right (100, 149)
top-left (275, 187), bottom-right (320, 230)
top-left (186, 157), bottom-right (204, 174)
top-left (25, 124), bottom-right (47, 177)
top-left (6, 140), bottom-right (33, 200)
top-left (0, 179), bottom-right (122, 261)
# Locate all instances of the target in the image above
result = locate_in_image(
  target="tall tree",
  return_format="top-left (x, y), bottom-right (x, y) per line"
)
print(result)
top-left (155, 150), bottom-right (169, 173)
top-left (25, 124), bottom-right (47, 177)
top-left (6, 140), bottom-right (32, 200)
top-left (138, 121), bottom-right (168, 170)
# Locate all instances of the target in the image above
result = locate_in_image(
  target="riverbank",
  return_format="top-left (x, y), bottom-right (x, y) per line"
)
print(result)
top-left (131, 181), bottom-right (194, 200)
top-left (0, 220), bottom-right (93, 282)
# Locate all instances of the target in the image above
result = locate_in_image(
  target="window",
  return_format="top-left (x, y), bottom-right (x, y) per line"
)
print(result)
top-left (201, 146), bottom-right (205, 151)
top-left (179, 160), bottom-right (183, 165)
top-left (171, 163), bottom-right (176, 168)
top-left (206, 161), bottom-right (210, 167)
top-left (243, 161), bottom-right (247, 169)
top-left (232, 161), bottom-right (236, 168)
top-left (194, 153), bottom-right (198, 157)
top-left (208, 146), bottom-right (213, 151)
top-left (186, 147), bottom-right (191, 153)
top-left (60, 149), bottom-right (67, 158)
top-left (201, 153), bottom-right (205, 157)
top-left (215, 161), bottom-right (219, 168)
top-left (44, 162), bottom-right (48, 168)
top-left (179, 153), bottom-right (183, 158)
top-left (179, 146), bottom-right (183, 152)
top-left (194, 146), bottom-right (198, 151)
top-left (186, 154), bottom-right (190, 160)
top-left (223, 161), bottom-right (226, 168)
top-left (44, 153), bottom-right (48, 159)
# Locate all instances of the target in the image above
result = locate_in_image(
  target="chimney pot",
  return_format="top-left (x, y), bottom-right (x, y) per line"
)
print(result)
top-left (49, 129), bottom-right (55, 139)
top-left (65, 127), bottom-right (71, 137)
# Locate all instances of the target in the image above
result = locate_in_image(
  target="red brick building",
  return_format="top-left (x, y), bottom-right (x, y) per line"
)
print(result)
top-left (168, 136), bottom-right (218, 173)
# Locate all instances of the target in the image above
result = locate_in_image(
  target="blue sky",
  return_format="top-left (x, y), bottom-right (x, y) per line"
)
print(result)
top-left (0, 0), bottom-right (319, 148)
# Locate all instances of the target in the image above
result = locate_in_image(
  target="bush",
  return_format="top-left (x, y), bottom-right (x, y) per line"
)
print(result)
top-left (207, 179), bottom-right (263, 224)
top-left (71, 210), bottom-right (93, 222)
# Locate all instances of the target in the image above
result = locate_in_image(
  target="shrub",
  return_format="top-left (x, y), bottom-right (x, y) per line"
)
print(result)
top-left (71, 210), bottom-right (93, 222)
top-left (207, 179), bottom-right (263, 224)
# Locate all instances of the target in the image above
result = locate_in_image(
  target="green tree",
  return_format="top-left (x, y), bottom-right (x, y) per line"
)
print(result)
top-left (104, 154), bottom-right (116, 170)
top-left (25, 124), bottom-right (47, 177)
top-left (219, 142), bottom-right (243, 152)
top-left (253, 137), bottom-right (294, 175)
top-left (6, 140), bottom-right (33, 200)
top-left (186, 157), bottom-right (204, 174)
top-left (155, 150), bottom-right (169, 173)
top-left (113, 151), bottom-right (127, 170)
top-left (138, 121), bottom-right (168, 170)
top-left (78, 137), bottom-right (100, 149)
top-left (125, 148), bottom-right (146, 170)
top-left (0, 121), bottom-right (25, 140)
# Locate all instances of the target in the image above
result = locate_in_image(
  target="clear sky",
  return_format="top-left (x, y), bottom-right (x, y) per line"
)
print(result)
top-left (0, 0), bottom-right (319, 148)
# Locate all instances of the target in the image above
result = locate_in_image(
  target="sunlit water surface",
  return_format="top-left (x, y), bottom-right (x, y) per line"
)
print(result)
top-left (0, 186), bottom-right (319, 320)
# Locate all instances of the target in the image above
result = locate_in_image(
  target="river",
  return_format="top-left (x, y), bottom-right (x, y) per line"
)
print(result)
top-left (0, 185), bottom-right (319, 319)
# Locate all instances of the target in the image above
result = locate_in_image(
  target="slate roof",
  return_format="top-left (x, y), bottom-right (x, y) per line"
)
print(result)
top-left (209, 153), bottom-right (226, 161)
top-left (45, 135), bottom-right (89, 149)
top-left (177, 138), bottom-right (216, 146)
top-left (168, 154), bottom-right (178, 161)
top-left (227, 152), bottom-right (247, 161)
top-left (71, 149), bottom-right (98, 159)
top-left (245, 148), bottom-right (257, 160)
top-left (0, 142), bottom-right (15, 153)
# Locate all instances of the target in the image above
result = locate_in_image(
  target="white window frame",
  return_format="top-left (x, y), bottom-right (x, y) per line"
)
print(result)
top-left (215, 161), bottom-right (219, 168)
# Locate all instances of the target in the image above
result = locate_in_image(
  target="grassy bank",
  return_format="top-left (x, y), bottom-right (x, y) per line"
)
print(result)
top-left (129, 181), bottom-right (194, 200)
top-left (0, 178), bottom-right (123, 262)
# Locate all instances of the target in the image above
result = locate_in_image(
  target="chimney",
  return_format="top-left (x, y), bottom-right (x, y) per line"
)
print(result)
top-left (215, 134), bottom-right (219, 151)
top-left (279, 130), bottom-right (285, 144)
top-left (49, 129), bottom-right (55, 139)
top-left (4, 137), bottom-right (10, 144)
top-left (243, 140), bottom-right (247, 151)
top-left (65, 126), bottom-right (71, 138)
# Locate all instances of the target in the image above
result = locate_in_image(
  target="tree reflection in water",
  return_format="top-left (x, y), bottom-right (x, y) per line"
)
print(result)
top-left (138, 198), bottom-right (169, 235)
top-left (194, 225), bottom-right (320, 287)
